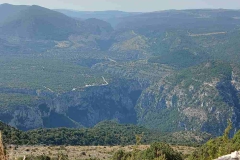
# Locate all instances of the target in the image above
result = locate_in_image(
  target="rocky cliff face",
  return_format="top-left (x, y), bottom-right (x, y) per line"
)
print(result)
top-left (0, 79), bottom-right (142, 130)
top-left (135, 62), bottom-right (240, 135)
top-left (1, 61), bottom-right (240, 136)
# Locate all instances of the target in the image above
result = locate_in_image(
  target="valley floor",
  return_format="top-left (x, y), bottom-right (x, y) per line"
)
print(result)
top-left (6, 145), bottom-right (196, 160)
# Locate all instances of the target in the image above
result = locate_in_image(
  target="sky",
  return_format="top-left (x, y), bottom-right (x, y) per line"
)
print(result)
top-left (0, 0), bottom-right (240, 12)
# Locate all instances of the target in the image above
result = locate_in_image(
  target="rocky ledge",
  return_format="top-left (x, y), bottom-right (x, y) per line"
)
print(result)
top-left (216, 151), bottom-right (240, 160)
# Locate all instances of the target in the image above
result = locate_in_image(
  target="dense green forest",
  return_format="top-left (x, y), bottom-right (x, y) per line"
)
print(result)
top-left (0, 121), bottom-right (210, 146)
top-left (2, 4), bottom-right (240, 135)
top-left (2, 6), bottom-right (240, 160)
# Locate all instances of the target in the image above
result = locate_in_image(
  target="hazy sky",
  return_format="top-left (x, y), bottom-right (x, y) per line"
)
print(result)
top-left (0, 0), bottom-right (240, 12)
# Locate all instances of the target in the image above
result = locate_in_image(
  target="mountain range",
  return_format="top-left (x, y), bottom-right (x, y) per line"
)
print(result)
top-left (1, 3), bottom-right (240, 137)
top-left (54, 9), bottom-right (141, 27)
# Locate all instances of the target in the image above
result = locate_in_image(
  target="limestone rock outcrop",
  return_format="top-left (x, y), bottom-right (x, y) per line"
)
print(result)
top-left (216, 151), bottom-right (240, 160)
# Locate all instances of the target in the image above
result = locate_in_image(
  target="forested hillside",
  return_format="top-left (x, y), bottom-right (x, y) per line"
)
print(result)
top-left (0, 121), bottom-right (210, 146)
top-left (1, 4), bottom-right (240, 138)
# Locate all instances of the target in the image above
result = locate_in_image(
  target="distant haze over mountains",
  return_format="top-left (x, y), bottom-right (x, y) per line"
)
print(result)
top-left (54, 9), bottom-right (142, 27)
top-left (54, 9), bottom-right (142, 19)
top-left (1, 3), bottom-right (240, 137)
top-left (0, 3), bottom-right (141, 28)
top-left (0, 3), bottom-right (28, 24)
top-left (0, 4), bottom-right (113, 40)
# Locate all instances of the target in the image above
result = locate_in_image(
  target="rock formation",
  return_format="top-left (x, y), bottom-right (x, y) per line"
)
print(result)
top-left (216, 151), bottom-right (240, 160)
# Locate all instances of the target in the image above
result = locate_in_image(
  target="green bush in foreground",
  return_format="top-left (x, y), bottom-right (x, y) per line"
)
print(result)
top-left (112, 142), bottom-right (183, 160)
top-left (188, 121), bottom-right (240, 160)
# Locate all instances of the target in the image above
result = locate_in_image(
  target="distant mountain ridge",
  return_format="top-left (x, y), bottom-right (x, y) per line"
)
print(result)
top-left (0, 4), bottom-right (113, 40)
top-left (2, 3), bottom-right (240, 138)
top-left (0, 3), bottom-right (28, 24)
top-left (55, 9), bottom-right (142, 27)
top-left (54, 9), bottom-right (141, 18)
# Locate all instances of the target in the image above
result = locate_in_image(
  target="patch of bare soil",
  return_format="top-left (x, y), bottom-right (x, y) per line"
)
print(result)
top-left (6, 144), bottom-right (195, 160)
